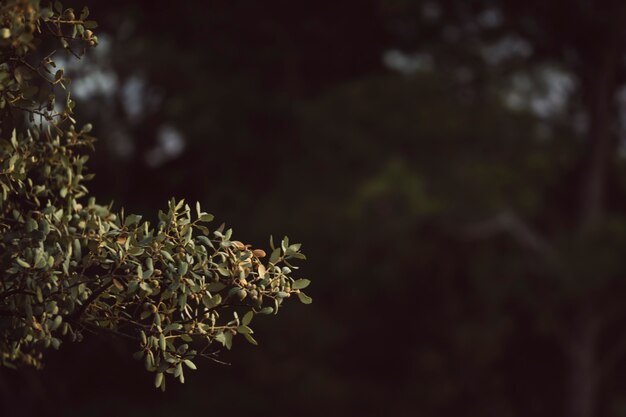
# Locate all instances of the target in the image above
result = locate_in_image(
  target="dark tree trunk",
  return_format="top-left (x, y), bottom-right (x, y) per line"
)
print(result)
top-left (579, 46), bottom-right (618, 231)
top-left (566, 309), bottom-right (599, 417)
top-left (571, 7), bottom-right (624, 414)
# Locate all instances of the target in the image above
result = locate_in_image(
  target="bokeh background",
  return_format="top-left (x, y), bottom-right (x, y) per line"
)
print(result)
top-left (4, 0), bottom-right (626, 416)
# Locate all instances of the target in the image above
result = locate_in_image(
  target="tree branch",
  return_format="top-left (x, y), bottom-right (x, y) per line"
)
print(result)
top-left (68, 279), bottom-right (114, 320)
top-left (461, 210), bottom-right (559, 264)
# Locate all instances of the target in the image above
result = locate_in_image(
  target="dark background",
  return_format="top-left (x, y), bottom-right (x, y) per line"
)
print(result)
top-left (4, 1), bottom-right (626, 416)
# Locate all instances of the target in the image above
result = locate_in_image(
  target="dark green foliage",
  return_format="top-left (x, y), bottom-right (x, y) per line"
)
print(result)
top-left (0, 0), bottom-right (309, 389)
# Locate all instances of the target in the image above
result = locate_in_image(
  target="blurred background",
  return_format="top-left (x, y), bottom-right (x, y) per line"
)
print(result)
top-left (5, 0), bottom-right (626, 416)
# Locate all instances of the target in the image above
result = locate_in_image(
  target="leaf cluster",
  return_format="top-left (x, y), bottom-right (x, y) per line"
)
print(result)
top-left (0, 0), bottom-right (310, 389)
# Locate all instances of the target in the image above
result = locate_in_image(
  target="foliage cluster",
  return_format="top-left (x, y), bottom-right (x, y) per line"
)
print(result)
top-left (0, 0), bottom-right (310, 390)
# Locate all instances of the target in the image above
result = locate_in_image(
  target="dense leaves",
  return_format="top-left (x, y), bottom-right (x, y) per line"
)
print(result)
top-left (0, 0), bottom-right (309, 389)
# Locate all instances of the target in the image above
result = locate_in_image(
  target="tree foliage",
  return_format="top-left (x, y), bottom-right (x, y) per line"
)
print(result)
top-left (0, 0), bottom-right (310, 390)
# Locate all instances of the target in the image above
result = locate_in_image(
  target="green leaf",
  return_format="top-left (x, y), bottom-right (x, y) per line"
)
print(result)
top-left (144, 353), bottom-right (154, 370)
top-left (242, 332), bottom-right (258, 346)
top-left (155, 372), bottom-right (164, 388)
top-left (269, 248), bottom-right (281, 264)
top-left (73, 238), bottom-right (82, 262)
top-left (80, 6), bottom-right (89, 19)
top-left (242, 310), bottom-right (254, 326)
top-left (50, 338), bottom-right (61, 350)
top-left (124, 214), bottom-right (142, 227)
top-left (214, 332), bottom-right (226, 346)
top-left (160, 250), bottom-right (174, 262)
top-left (199, 213), bottom-right (214, 222)
top-left (202, 293), bottom-right (221, 309)
top-left (223, 331), bottom-right (233, 350)
top-left (292, 279), bottom-right (311, 290)
top-left (34, 252), bottom-right (47, 269)
top-left (178, 261), bottom-right (188, 276)
top-left (297, 292), bottom-right (313, 304)
top-left (236, 325), bottom-right (252, 334)
top-left (163, 323), bottom-right (182, 332)
top-left (174, 363), bottom-right (183, 378)
top-left (259, 306), bottom-right (274, 315)
top-left (127, 246), bottom-right (144, 256)
top-left (16, 258), bottom-right (31, 269)
top-left (51, 315), bottom-right (62, 330)
top-left (197, 235), bottom-right (212, 246)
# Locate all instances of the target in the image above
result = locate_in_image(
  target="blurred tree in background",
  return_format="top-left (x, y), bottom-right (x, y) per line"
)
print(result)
top-left (2, 0), bottom-right (626, 417)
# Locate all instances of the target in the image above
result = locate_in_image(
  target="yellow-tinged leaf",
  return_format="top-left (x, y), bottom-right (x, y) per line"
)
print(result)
top-left (257, 264), bottom-right (266, 278)
top-left (252, 249), bottom-right (266, 258)
top-left (32, 319), bottom-right (42, 331)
